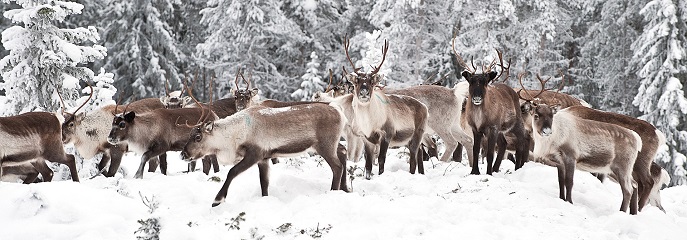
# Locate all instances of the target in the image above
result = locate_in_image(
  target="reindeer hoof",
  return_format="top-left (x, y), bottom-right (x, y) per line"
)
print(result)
top-left (211, 202), bottom-right (222, 207)
top-left (470, 170), bottom-right (480, 175)
top-left (364, 171), bottom-right (372, 180)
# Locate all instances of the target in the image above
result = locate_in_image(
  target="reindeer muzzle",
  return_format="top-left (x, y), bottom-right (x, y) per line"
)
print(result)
top-left (180, 151), bottom-right (193, 162)
top-left (107, 137), bottom-right (119, 145)
top-left (358, 88), bottom-right (371, 102)
top-left (541, 127), bottom-right (552, 137)
top-left (472, 96), bottom-right (483, 105)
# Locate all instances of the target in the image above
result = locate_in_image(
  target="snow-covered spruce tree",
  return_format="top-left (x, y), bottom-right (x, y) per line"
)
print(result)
top-left (631, 0), bottom-right (687, 186)
top-left (575, 0), bottom-right (645, 114)
top-left (0, 0), bottom-right (106, 115)
top-left (99, 0), bottom-right (182, 102)
top-left (197, 0), bottom-right (308, 101)
top-left (291, 52), bottom-right (324, 101)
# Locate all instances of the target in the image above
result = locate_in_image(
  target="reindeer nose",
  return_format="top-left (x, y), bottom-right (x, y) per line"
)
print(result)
top-left (180, 151), bottom-right (189, 160)
top-left (472, 96), bottom-right (483, 105)
top-left (542, 127), bottom-right (552, 136)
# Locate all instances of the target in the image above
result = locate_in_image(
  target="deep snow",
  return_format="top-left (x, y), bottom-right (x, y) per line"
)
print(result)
top-left (1, 148), bottom-right (686, 240)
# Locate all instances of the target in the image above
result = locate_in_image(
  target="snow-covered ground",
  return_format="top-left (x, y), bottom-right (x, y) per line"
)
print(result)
top-left (1, 148), bottom-right (686, 240)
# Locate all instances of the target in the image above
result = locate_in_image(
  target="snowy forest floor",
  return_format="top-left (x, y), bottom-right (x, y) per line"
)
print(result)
top-left (1, 148), bottom-right (686, 240)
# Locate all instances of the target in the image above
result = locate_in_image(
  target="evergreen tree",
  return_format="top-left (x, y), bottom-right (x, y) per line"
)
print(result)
top-left (99, 0), bottom-right (182, 102)
top-left (291, 51), bottom-right (324, 101)
top-left (0, 0), bottom-right (106, 115)
top-left (631, 0), bottom-right (687, 186)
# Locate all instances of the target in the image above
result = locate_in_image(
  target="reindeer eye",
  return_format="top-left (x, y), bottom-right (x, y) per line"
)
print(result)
top-left (118, 122), bottom-right (126, 128)
top-left (533, 114), bottom-right (539, 120)
top-left (194, 135), bottom-right (202, 142)
top-left (69, 122), bottom-right (74, 127)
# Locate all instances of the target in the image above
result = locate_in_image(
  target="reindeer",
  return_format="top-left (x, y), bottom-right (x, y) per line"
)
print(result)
top-left (562, 105), bottom-right (664, 214)
top-left (531, 104), bottom-right (642, 214)
top-left (648, 162), bottom-right (670, 212)
top-left (62, 96), bottom-right (173, 177)
top-left (180, 103), bottom-right (349, 207)
top-left (0, 111), bottom-right (79, 182)
top-left (454, 42), bottom-right (531, 175)
top-left (331, 37), bottom-right (428, 179)
top-left (386, 77), bottom-right (472, 164)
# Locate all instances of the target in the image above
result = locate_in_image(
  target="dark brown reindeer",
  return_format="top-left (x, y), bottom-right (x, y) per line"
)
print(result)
top-left (455, 43), bottom-right (531, 175)
top-left (331, 37), bottom-right (428, 179)
top-left (531, 104), bottom-right (642, 214)
top-left (563, 105), bottom-right (664, 214)
top-left (0, 111), bottom-right (79, 182)
top-left (106, 93), bottom-right (217, 178)
top-left (180, 103), bottom-right (349, 207)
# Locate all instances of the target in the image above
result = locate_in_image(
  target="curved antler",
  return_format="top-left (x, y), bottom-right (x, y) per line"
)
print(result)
top-left (517, 72), bottom-right (535, 101)
top-left (183, 75), bottom-right (207, 126)
top-left (56, 88), bottom-right (67, 115)
top-left (239, 71), bottom-right (250, 90)
top-left (369, 39), bottom-right (389, 76)
top-left (493, 49), bottom-right (511, 82)
top-left (326, 69), bottom-right (334, 92)
top-left (72, 84), bottom-right (94, 114)
top-left (451, 35), bottom-right (476, 74)
top-left (343, 34), bottom-right (360, 74)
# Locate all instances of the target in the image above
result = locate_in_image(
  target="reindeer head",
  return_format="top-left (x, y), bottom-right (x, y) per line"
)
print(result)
top-left (59, 85), bottom-right (94, 144)
top-left (233, 70), bottom-right (258, 111)
top-left (462, 71), bottom-right (498, 106)
top-left (342, 36), bottom-right (389, 104)
top-left (160, 91), bottom-right (192, 109)
top-left (180, 121), bottom-right (215, 161)
top-left (531, 104), bottom-right (558, 137)
top-left (452, 37), bottom-right (510, 107)
top-left (107, 110), bottom-right (136, 145)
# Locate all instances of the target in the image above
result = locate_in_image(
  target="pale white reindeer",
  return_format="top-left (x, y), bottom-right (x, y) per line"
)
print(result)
top-left (531, 104), bottom-right (642, 214)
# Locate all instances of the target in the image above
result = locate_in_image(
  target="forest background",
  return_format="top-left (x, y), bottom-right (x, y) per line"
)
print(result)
top-left (1, 0), bottom-right (686, 186)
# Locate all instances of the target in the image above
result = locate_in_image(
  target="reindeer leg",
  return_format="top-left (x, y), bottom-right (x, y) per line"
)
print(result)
top-left (135, 149), bottom-right (165, 179)
top-left (213, 146), bottom-right (261, 207)
top-left (492, 134), bottom-right (507, 172)
top-left (189, 161), bottom-right (197, 173)
top-left (557, 163), bottom-right (566, 201)
top-left (98, 153), bottom-right (111, 174)
top-left (617, 170), bottom-right (635, 214)
top-left (453, 145), bottom-right (463, 163)
top-left (211, 155), bottom-right (220, 173)
top-left (471, 131), bottom-right (483, 175)
top-left (336, 143), bottom-right (350, 192)
top-left (630, 187), bottom-right (639, 215)
top-left (317, 142), bottom-right (344, 191)
top-left (31, 160), bottom-right (53, 183)
top-left (63, 154), bottom-right (79, 182)
top-left (409, 132), bottom-right (424, 175)
top-left (363, 141), bottom-right (376, 180)
top-left (159, 153), bottom-right (168, 175)
top-left (148, 157), bottom-right (159, 173)
top-left (257, 160), bottom-right (270, 196)
top-left (635, 155), bottom-right (654, 212)
top-left (378, 138), bottom-right (390, 175)
top-left (485, 129), bottom-right (498, 175)
top-left (564, 158), bottom-right (575, 204)
top-left (106, 146), bottom-right (125, 177)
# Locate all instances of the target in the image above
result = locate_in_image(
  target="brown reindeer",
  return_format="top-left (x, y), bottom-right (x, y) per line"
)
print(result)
top-left (0, 112), bottom-right (79, 182)
top-left (62, 96), bottom-right (172, 177)
top-left (1, 160), bottom-right (51, 183)
top-left (563, 105), bottom-right (664, 214)
top-left (332, 37), bottom-right (428, 179)
top-left (106, 104), bottom-right (217, 179)
top-left (454, 43), bottom-right (530, 175)
top-left (180, 103), bottom-right (349, 207)
top-left (531, 104), bottom-right (642, 214)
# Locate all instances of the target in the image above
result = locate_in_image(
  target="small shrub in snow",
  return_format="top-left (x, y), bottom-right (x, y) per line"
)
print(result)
top-left (285, 158), bottom-right (305, 170)
top-left (135, 192), bottom-right (161, 240)
top-left (226, 212), bottom-right (246, 230)
top-left (135, 218), bottom-right (161, 240)
top-left (275, 223), bottom-right (293, 234)
top-left (208, 176), bottom-right (222, 182)
top-left (249, 227), bottom-right (265, 240)
top-left (300, 223), bottom-right (332, 239)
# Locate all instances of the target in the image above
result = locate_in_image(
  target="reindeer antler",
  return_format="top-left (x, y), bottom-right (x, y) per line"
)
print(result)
top-left (183, 75), bottom-right (207, 126)
top-left (451, 35), bottom-right (476, 74)
top-left (517, 72), bottom-right (551, 103)
top-left (72, 84), bottom-right (94, 114)
top-left (493, 49), bottom-right (511, 82)
top-left (343, 34), bottom-right (361, 74)
top-left (326, 69), bottom-right (334, 92)
top-left (57, 87), bottom-right (67, 115)
top-left (369, 39), bottom-right (389, 76)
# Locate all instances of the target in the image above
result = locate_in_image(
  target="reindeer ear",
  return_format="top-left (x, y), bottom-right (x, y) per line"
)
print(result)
top-left (461, 71), bottom-right (472, 80)
top-left (250, 88), bottom-right (259, 97)
top-left (551, 105), bottom-right (561, 114)
top-left (521, 102), bottom-right (532, 114)
top-left (204, 121), bottom-right (214, 133)
top-left (77, 112), bottom-right (87, 121)
top-left (488, 71), bottom-right (498, 81)
top-left (124, 111), bottom-right (136, 122)
top-left (372, 74), bottom-right (384, 86)
top-left (346, 74), bottom-right (358, 84)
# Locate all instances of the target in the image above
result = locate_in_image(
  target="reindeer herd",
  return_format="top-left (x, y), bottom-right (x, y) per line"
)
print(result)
top-left (0, 37), bottom-right (672, 214)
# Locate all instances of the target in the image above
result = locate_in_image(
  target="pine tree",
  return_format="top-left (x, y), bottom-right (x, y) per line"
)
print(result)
top-left (631, 0), bottom-right (687, 186)
top-left (99, 0), bottom-right (182, 102)
top-left (291, 52), bottom-right (324, 101)
top-left (0, 0), bottom-right (106, 115)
